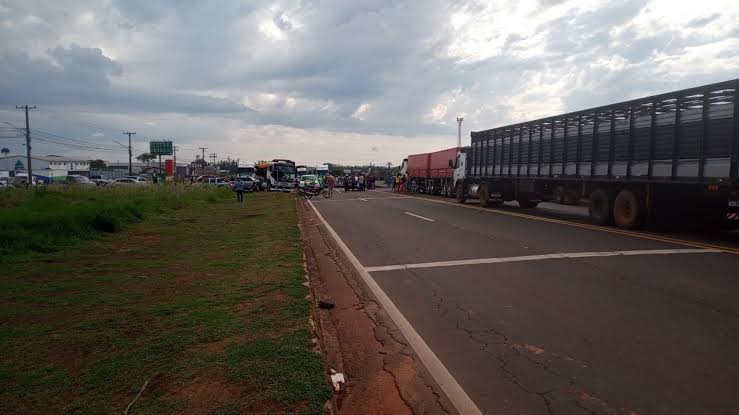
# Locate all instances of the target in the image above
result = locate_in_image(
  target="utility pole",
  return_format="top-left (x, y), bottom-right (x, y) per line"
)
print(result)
top-left (199, 147), bottom-right (207, 162)
top-left (173, 145), bottom-right (178, 178)
top-left (210, 153), bottom-right (217, 165)
top-left (123, 131), bottom-right (136, 176)
top-left (456, 116), bottom-right (464, 148)
top-left (16, 105), bottom-right (36, 188)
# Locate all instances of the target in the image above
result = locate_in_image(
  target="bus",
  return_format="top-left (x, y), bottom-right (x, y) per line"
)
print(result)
top-left (266, 159), bottom-right (296, 191)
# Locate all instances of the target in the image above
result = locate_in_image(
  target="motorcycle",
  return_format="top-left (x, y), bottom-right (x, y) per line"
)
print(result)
top-left (299, 182), bottom-right (330, 199)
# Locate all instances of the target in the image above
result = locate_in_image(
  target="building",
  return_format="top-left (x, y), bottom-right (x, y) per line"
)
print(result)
top-left (0, 155), bottom-right (90, 181)
top-left (106, 161), bottom-right (146, 175)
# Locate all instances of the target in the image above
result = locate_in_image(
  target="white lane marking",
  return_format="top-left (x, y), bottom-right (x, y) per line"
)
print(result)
top-left (365, 248), bottom-right (723, 272)
top-left (307, 200), bottom-right (483, 415)
top-left (315, 196), bottom-right (409, 202)
top-left (404, 211), bottom-right (435, 222)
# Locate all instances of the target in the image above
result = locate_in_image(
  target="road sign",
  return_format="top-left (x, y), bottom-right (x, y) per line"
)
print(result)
top-left (149, 141), bottom-right (173, 156)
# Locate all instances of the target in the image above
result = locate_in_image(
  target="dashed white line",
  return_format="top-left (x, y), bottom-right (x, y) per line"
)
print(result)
top-left (364, 248), bottom-right (723, 272)
top-left (404, 211), bottom-right (435, 222)
top-left (306, 200), bottom-right (483, 415)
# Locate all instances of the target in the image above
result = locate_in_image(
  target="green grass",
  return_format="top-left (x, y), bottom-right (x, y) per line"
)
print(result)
top-left (0, 185), bottom-right (231, 259)
top-left (0, 188), bottom-right (330, 414)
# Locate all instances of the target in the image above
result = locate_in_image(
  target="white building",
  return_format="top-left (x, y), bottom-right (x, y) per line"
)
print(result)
top-left (0, 155), bottom-right (90, 181)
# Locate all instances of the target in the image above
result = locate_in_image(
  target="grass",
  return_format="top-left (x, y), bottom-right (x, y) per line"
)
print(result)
top-left (0, 185), bottom-right (230, 259)
top-left (0, 187), bottom-right (331, 414)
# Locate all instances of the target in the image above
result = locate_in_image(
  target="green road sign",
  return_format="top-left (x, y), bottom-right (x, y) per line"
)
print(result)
top-left (150, 141), bottom-right (173, 156)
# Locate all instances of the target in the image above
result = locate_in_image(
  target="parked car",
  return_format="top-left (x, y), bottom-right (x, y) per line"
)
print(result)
top-left (205, 177), bottom-right (229, 187)
top-left (110, 177), bottom-right (146, 186)
top-left (92, 178), bottom-right (112, 186)
top-left (235, 176), bottom-right (257, 192)
top-left (63, 175), bottom-right (96, 187)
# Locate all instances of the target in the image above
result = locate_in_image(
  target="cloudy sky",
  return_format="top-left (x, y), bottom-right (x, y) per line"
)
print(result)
top-left (0, 0), bottom-right (738, 166)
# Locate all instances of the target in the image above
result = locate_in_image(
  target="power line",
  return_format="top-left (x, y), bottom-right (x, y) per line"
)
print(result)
top-left (31, 128), bottom-right (120, 150)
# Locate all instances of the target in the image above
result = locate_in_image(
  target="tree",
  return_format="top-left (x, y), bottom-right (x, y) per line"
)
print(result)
top-left (1, 148), bottom-right (9, 158)
top-left (89, 159), bottom-right (106, 170)
top-left (136, 153), bottom-right (156, 166)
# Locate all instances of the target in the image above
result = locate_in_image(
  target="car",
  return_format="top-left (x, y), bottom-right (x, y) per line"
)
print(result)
top-left (110, 177), bottom-right (146, 186)
top-left (299, 174), bottom-right (318, 187)
top-left (236, 176), bottom-right (257, 192)
top-left (91, 178), bottom-right (112, 186)
top-left (204, 177), bottom-right (229, 187)
top-left (63, 175), bottom-right (96, 186)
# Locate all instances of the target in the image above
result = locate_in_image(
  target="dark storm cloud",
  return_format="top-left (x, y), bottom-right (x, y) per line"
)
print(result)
top-left (0, 0), bottom-right (736, 161)
top-left (0, 45), bottom-right (246, 114)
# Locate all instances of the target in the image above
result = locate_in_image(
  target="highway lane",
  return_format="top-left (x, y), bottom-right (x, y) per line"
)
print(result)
top-left (311, 189), bottom-right (739, 414)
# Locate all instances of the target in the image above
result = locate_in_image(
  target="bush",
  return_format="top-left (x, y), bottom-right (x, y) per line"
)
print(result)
top-left (92, 210), bottom-right (122, 233)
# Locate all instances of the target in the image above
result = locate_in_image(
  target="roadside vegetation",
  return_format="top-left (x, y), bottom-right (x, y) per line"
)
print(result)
top-left (0, 187), bottom-right (330, 414)
top-left (0, 186), bottom-right (231, 260)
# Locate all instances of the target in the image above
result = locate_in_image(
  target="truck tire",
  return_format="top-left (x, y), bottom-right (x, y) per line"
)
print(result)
top-left (517, 194), bottom-right (539, 209)
top-left (455, 183), bottom-right (466, 204)
top-left (589, 189), bottom-right (612, 225)
top-left (613, 189), bottom-right (643, 230)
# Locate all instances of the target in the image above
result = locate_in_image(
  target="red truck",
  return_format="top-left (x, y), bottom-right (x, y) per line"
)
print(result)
top-left (406, 147), bottom-right (459, 196)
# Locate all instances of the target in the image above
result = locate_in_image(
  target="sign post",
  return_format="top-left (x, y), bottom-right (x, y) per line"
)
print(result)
top-left (149, 141), bottom-right (173, 179)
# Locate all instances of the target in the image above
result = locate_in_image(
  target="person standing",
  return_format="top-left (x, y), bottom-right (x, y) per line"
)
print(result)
top-left (234, 179), bottom-right (245, 203)
top-left (326, 173), bottom-right (335, 197)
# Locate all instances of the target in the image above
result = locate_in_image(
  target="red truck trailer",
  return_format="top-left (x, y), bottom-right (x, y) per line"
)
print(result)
top-left (406, 147), bottom-right (459, 196)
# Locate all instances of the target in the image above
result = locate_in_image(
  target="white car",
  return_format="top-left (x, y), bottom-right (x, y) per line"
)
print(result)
top-left (110, 177), bottom-right (146, 186)
top-left (205, 177), bottom-right (229, 187)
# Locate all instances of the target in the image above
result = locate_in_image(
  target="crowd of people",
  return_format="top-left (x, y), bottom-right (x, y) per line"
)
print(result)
top-left (390, 173), bottom-right (408, 192)
top-left (343, 173), bottom-right (376, 192)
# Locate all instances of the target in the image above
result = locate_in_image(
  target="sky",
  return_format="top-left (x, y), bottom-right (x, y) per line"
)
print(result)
top-left (0, 0), bottom-right (738, 166)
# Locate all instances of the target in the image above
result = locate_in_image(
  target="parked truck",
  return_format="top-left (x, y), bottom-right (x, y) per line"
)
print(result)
top-left (407, 147), bottom-right (459, 196)
top-left (451, 79), bottom-right (739, 230)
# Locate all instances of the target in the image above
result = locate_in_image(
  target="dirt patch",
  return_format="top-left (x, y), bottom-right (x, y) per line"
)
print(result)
top-left (299, 200), bottom-right (456, 415)
top-left (167, 371), bottom-right (247, 414)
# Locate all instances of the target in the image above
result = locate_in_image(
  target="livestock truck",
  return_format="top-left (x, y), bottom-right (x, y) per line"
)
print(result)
top-left (407, 147), bottom-right (459, 196)
top-left (452, 79), bottom-right (739, 230)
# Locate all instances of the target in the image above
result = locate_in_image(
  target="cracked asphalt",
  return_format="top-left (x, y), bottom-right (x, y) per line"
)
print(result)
top-left (311, 188), bottom-right (739, 415)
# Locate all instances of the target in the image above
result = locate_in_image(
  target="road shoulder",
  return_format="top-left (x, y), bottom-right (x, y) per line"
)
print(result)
top-left (299, 198), bottom-right (456, 415)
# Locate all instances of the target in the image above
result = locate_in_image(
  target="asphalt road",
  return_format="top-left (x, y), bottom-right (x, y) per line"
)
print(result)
top-left (310, 188), bottom-right (739, 415)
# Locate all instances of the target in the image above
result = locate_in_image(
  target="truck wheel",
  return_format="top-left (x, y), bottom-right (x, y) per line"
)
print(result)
top-left (589, 189), bottom-right (612, 225)
top-left (517, 194), bottom-right (539, 209)
top-left (613, 189), bottom-right (643, 230)
top-left (455, 183), bottom-right (466, 204)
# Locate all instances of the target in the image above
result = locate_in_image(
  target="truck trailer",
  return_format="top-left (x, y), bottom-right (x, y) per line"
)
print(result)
top-left (453, 79), bottom-right (739, 230)
top-left (407, 147), bottom-right (459, 196)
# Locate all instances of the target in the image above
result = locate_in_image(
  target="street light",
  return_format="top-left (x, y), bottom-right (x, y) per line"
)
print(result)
top-left (456, 116), bottom-right (464, 148)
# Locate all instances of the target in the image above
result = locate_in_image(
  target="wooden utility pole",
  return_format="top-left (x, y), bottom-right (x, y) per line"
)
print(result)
top-left (123, 131), bottom-right (136, 176)
top-left (16, 105), bottom-right (36, 188)
top-left (199, 147), bottom-right (207, 162)
top-left (173, 145), bottom-right (178, 178)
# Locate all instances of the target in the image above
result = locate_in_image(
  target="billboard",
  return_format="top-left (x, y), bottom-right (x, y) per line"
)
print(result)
top-left (149, 141), bottom-right (173, 155)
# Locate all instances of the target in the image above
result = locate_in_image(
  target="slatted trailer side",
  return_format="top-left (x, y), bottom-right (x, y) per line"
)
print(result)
top-left (459, 79), bottom-right (739, 229)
